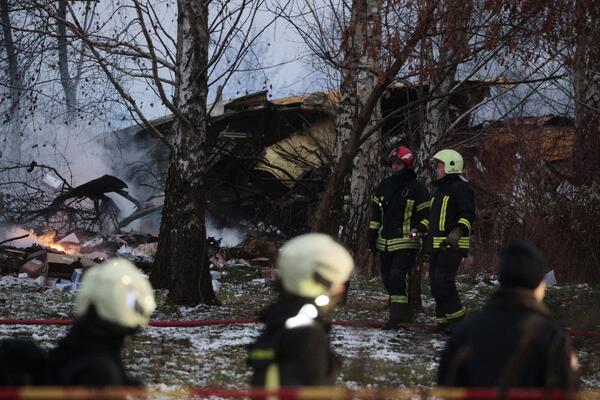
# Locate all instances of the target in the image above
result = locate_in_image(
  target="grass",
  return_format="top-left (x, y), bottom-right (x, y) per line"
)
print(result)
top-left (0, 269), bottom-right (599, 390)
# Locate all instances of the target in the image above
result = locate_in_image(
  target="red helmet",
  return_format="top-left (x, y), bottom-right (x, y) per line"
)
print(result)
top-left (388, 146), bottom-right (414, 169)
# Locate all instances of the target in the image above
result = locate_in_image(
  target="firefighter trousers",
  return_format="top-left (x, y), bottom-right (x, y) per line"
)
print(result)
top-left (380, 250), bottom-right (416, 303)
top-left (429, 251), bottom-right (465, 323)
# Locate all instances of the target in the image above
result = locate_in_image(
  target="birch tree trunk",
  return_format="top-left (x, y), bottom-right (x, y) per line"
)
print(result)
top-left (337, 0), bottom-right (383, 270)
top-left (313, 1), bottom-right (436, 238)
top-left (151, 0), bottom-right (217, 305)
top-left (572, 1), bottom-right (600, 186)
top-left (415, 1), bottom-right (472, 178)
top-left (0, 0), bottom-right (22, 164)
top-left (57, 0), bottom-right (77, 119)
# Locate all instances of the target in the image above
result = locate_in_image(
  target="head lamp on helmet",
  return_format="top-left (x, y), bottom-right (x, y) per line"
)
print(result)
top-left (75, 258), bottom-right (156, 329)
top-left (432, 149), bottom-right (464, 174)
top-left (276, 233), bottom-right (354, 299)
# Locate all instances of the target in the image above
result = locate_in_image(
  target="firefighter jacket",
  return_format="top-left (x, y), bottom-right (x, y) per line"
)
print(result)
top-left (368, 170), bottom-right (430, 252)
top-left (438, 288), bottom-right (578, 389)
top-left (248, 294), bottom-right (338, 388)
top-left (422, 174), bottom-right (475, 254)
top-left (47, 306), bottom-right (143, 387)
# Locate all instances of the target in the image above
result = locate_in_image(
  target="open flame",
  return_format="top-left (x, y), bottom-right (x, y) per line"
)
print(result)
top-left (2, 226), bottom-right (80, 255)
top-left (24, 229), bottom-right (80, 255)
top-left (34, 230), bottom-right (67, 253)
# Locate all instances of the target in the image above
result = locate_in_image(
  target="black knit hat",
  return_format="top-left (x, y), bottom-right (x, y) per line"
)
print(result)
top-left (498, 240), bottom-right (547, 289)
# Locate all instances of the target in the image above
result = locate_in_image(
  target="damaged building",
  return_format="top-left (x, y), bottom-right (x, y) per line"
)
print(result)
top-left (106, 82), bottom-right (497, 236)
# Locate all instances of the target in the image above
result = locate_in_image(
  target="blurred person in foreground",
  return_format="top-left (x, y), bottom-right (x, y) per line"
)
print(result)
top-left (438, 240), bottom-right (579, 389)
top-left (247, 233), bottom-right (354, 388)
top-left (47, 258), bottom-right (156, 387)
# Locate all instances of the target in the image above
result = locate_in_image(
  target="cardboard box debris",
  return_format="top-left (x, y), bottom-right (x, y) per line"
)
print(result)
top-left (19, 251), bottom-right (98, 286)
top-left (20, 258), bottom-right (45, 278)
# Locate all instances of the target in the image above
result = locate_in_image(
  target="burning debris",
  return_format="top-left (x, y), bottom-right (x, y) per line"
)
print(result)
top-left (0, 226), bottom-right (159, 290)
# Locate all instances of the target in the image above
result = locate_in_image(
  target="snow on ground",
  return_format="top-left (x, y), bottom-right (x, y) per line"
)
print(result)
top-left (0, 269), bottom-right (599, 389)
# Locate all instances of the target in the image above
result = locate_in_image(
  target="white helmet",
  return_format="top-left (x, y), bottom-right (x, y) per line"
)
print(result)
top-left (75, 259), bottom-right (156, 329)
top-left (433, 149), bottom-right (464, 174)
top-left (276, 233), bottom-right (354, 299)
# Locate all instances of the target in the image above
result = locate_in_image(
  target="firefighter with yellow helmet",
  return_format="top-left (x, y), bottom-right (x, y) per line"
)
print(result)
top-left (417, 149), bottom-right (475, 334)
top-left (47, 258), bottom-right (156, 386)
top-left (247, 233), bottom-right (354, 388)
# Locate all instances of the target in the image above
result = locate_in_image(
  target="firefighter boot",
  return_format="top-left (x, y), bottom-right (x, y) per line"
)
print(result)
top-left (382, 303), bottom-right (411, 329)
top-left (433, 317), bottom-right (449, 333)
top-left (442, 315), bottom-right (465, 335)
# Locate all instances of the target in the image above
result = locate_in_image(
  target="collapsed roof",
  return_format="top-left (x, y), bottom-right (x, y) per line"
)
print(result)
top-left (110, 81), bottom-right (498, 234)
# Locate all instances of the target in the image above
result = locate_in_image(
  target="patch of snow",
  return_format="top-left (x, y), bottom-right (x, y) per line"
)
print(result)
top-left (0, 275), bottom-right (39, 288)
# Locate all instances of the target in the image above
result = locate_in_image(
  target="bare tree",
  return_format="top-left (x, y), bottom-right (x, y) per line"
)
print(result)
top-left (415, 0), bottom-right (473, 176)
top-left (0, 0), bottom-right (23, 163)
top-left (21, 0), bottom-right (285, 304)
top-left (572, 1), bottom-right (600, 185)
top-left (311, 1), bottom-right (437, 237)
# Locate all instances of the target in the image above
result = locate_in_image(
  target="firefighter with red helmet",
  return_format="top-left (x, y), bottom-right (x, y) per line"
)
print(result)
top-left (368, 146), bottom-right (430, 328)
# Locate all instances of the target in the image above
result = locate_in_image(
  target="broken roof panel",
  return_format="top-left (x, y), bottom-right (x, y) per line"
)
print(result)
top-left (254, 120), bottom-right (335, 187)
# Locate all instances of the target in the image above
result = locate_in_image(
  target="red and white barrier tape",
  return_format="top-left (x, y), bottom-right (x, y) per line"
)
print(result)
top-left (0, 386), bottom-right (596, 400)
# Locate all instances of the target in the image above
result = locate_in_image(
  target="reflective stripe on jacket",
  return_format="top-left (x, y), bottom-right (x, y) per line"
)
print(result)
top-left (368, 170), bottom-right (430, 253)
top-left (421, 175), bottom-right (476, 254)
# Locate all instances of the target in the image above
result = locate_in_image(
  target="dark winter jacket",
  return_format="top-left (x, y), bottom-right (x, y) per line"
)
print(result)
top-left (0, 339), bottom-right (47, 386)
top-left (368, 170), bottom-right (430, 252)
top-left (423, 174), bottom-right (475, 255)
top-left (438, 288), bottom-right (578, 389)
top-left (248, 294), bottom-right (338, 388)
top-left (47, 307), bottom-right (142, 387)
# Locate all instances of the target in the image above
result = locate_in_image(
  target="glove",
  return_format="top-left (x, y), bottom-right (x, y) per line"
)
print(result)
top-left (440, 226), bottom-right (463, 249)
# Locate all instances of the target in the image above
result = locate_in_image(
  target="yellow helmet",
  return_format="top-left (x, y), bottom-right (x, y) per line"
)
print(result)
top-left (277, 233), bottom-right (354, 299)
top-left (433, 149), bottom-right (463, 174)
top-left (75, 258), bottom-right (156, 329)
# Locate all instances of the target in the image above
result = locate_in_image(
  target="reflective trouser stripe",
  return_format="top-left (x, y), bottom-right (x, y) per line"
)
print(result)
top-left (439, 196), bottom-right (449, 231)
top-left (390, 295), bottom-right (408, 303)
top-left (265, 363), bottom-right (280, 400)
top-left (249, 349), bottom-right (275, 360)
top-left (446, 308), bottom-right (465, 320)
top-left (436, 317), bottom-right (448, 324)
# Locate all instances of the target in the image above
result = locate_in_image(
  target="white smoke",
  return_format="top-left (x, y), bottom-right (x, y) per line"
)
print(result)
top-left (206, 215), bottom-right (246, 246)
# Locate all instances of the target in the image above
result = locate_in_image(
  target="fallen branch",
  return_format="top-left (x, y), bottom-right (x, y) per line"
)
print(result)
top-left (0, 234), bottom-right (29, 246)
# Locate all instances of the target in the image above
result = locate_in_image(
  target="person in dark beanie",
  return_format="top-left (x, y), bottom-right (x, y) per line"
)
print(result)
top-left (438, 240), bottom-right (579, 389)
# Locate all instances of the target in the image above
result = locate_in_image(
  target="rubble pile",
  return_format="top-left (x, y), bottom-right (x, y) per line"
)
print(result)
top-left (0, 229), bottom-right (158, 292)
top-left (1, 227), bottom-right (280, 295)
top-left (209, 236), bottom-right (279, 291)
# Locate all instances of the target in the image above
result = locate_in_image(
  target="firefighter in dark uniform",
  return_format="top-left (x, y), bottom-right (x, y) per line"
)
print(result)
top-left (438, 241), bottom-right (579, 389)
top-left (418, 149), bottom-right (475, 333)
top-left (368, 146), bottom-right (430, 328)
top-left (47, 259), bottom-right (156, 387)
top-left (247, 233), bottom-right (353, 388)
